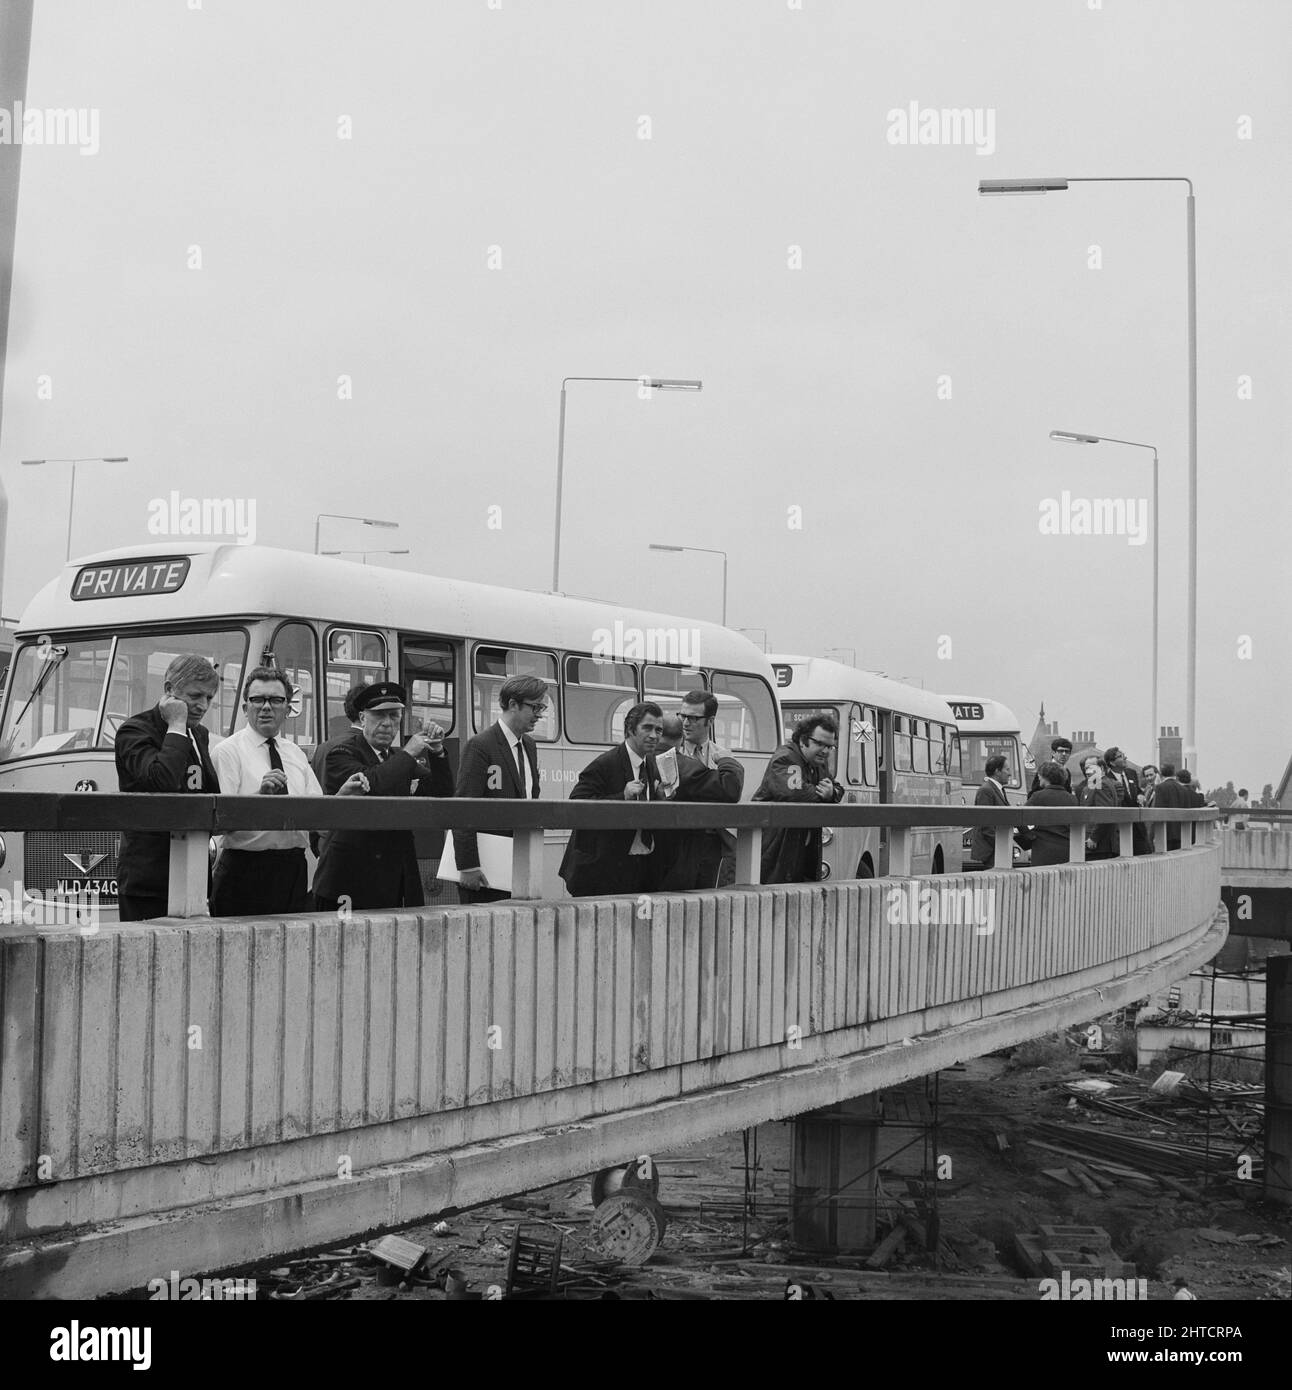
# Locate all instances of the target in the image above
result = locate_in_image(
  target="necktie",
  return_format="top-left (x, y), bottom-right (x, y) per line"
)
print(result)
top-left (514, 738), bottom-right (527, 797)
top-left (629, 758), bottom-right (653, 853)
top-left (188, 731), bottom-right (208, 790)
top-left (265, 736), bottom-right (285, 791)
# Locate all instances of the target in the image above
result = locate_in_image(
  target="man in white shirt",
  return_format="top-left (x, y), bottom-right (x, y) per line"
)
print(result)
top-left (211, 665), bottom-right (322, 916)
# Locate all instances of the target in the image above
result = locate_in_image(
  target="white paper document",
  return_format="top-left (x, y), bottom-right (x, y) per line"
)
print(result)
top-left (436, 832), bottom-right (514, 892)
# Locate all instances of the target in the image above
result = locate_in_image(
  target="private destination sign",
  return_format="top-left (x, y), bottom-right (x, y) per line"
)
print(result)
top-left (71, 558), bottom-right (191, 601)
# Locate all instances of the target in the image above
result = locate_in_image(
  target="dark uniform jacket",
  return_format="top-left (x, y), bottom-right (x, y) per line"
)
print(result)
top-left (1024, 786), bottom-right (1078, 865)
top-left (752, 742), bottom-right (845, 883)
top-left (558, 744), bottom-right (742, 897)
top-left (1150, 776), bottom-right (1191, 849)
top-left (115, 706), bottom-right (220, 900)
top-left (1029, 764), bottom-right (1072, 796)
top-left (970, 777), bottom-right (1010, 867)
top-left (452, 722), bottom-right (541, 870)
top-left (312, 732), bottom-right (453, 909)
top-left (1079, 778), bottom-right (1121, 857)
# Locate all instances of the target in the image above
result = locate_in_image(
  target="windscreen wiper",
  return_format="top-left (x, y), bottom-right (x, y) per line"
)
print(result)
top-left (6, 644), bottom-right (70, 741)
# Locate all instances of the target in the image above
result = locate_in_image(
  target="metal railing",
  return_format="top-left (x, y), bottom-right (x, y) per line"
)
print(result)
top-left (0, 792), bottom-right (1219, 917)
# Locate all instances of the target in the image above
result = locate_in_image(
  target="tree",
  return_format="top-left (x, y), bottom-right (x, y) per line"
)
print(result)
top-left (1208, 784), bottom-right (1236, 808)
top-left (1259, 782), bottom-right (1276, 808)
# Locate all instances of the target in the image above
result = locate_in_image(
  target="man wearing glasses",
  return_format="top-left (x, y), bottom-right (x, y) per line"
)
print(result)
top-left (676, 689), bottom-right (744, 888)
top-left (452, 675), bottom-right (546, 904)
top-left (313, 681), bottom-right (453, 912)
top-left (211, 665), bottom-right (322, 916)
top-left (753, 714), bottom-right (844, 883)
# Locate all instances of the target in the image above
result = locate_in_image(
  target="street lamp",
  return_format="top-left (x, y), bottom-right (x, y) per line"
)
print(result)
top-left (553, 376), bottom-right (702, 593)
top-left (1051, 430), bottom-right (1159, 760)
top-left (648, 542), bottom-right (727, 625)
top-left (980, 174), bottom-right (1196, 771)
top-left (321, 548), bottom-right (410, 566)
top-left (313, 513), bottom-right (398, 555)
top-left (21, 455), bottom-right (129, 560)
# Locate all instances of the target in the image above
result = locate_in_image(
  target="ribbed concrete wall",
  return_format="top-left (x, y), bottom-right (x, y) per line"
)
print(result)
top-left (1221, 827), bottom-right (1292, 874)
top-left (0, 848), bottom-right (1220, 1209)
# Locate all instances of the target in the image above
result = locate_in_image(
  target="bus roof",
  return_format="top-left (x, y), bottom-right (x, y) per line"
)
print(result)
top-left (16, 543), bottom-right (773, 675)
top-left (941, 694), bottom-right (1023, 733)
top-left (768, 654), bottom-right (954, 723)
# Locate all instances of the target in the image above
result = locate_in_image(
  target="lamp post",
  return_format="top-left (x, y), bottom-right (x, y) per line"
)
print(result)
top-left (21, 455), bottom-right (129, 560)
top-left (553, 376), bottom-right (702, 593)
top-left (648, 542), bottom-right (727, 625)
top-left (314, 513), bottom-right (398, 555)
top-left (980, 175), bottom-right (1196, 772)
top-left (1051, 430), bottom-right (1159, 761)
top-left (321, 548), bottom-right (410, 566)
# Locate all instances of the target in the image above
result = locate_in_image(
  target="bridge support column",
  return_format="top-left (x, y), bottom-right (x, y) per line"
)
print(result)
top-left (734, 827), bottom-right (762, 885)
top-left (167, 830), bottom-right (209, 917)
top-left (789, 1095), bottom-right (878, 1251)
top-left (1265, 954), bottom-right (1292, 1208)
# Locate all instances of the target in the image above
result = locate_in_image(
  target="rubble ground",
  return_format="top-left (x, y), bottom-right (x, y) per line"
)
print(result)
top-left (225, 1046), bottom-right (1290, 1302)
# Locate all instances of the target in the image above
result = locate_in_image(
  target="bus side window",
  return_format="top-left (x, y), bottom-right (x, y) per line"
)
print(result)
top-left (565, 656), bottom-right (637, 744)
top-left (402, 639), bottom-right (455, 735)
top-left (270, 621), bottom-right (319, 747)
top-left (325, 628), bottom-right (386, 736)
top-left (893, 715), bottom-right (913, 772)
top-left (872, 709), bottom-right (887, 773)
top-left (473, 646), bottom-right (558, 740)
top-left (709, 670), bottom-right (779, 752)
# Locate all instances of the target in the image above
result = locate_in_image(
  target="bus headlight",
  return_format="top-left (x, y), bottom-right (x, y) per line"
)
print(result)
top-left (819, 861), bottom-right (832, 879)
top-left (0, 834), bottom-right (6, 869)
top-left (821, 827), bottom-right (834, 847)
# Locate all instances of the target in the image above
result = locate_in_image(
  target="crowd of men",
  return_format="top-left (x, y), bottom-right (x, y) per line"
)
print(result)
top-left (970, 733), bottom-right (1212, 868)
top-left (114, 655), bottom-right (845, 919)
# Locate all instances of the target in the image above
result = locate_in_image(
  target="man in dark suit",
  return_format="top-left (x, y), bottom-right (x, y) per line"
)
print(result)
top-left (753, 713), bottom-right (845, 883)
top-left (312, 682), bottom-right (453, 912)
top-left (1150, 762), bottom-right (1191, 849)
top-left (970, 753), bottom-right (1012, 867)
top-left (452, 674), bottom-right (546, 904)
top-left (559, 702), bottom-right (743, 897)
top-left (114, 654), bottom-right (222, 921)
top-left (1105, 746), bottom-right (1152, 854)
top-left (1029, 737), bottom-right (1073, 794)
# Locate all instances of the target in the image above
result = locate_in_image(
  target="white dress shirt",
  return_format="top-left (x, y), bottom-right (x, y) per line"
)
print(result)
top-left (212, 724), bottom-right (322, 851)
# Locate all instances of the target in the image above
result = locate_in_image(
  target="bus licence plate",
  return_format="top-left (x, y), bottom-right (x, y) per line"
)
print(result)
top-left (56, 878), bottom-right (118, 897)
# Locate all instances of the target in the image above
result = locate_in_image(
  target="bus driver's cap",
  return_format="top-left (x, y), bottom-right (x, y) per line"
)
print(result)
top-left (356, 682), bottom-right (407, 714)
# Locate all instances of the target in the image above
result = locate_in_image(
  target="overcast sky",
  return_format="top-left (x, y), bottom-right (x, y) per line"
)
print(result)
top-left (1, 0), bottom-right (1288, 790)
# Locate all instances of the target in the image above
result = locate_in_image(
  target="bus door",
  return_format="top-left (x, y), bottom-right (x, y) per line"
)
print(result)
top-left (846, 703), bottom-right (880, 878)
top-left (324, 627), bottom-right (388, 739)
top-left (399, 637), bottom-right (459, 881)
